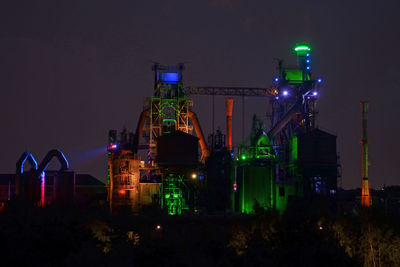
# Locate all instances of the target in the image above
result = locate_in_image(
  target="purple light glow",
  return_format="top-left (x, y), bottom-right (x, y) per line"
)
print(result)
top-left (283, 90), bottom-right (288, 96)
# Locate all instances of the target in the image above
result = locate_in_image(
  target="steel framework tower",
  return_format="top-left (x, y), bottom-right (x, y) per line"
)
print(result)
top-left (144, 64), bottom-right (193, 160)
top-left (271, 44), bottom-right (321, 139)
top-left (361, 101), bottom-right (371, 207)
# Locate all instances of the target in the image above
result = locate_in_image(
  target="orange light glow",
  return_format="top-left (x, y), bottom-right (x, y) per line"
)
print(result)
top-left (225, 98), bottom-right (234, 151)
top-left (118, 189), bottom-right (125, 195)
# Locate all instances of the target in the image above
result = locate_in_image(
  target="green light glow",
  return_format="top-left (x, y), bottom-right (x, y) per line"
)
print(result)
top-left (294, 45), bottom-right (311, 52)
top-left (284, 69), bottom-right (311, 84)
top-left (162, 118), bottom-right (177, 123)
top-left (162, 174), bottom-right (184, 215)
top-left (241, 155), bottom-right (246, 160)
top-left (290, 136), bottom-right (298, 162)
top-left (238, 166), bottom-right (274, 214)
top-left (275, 184), bottom-right (298, 214)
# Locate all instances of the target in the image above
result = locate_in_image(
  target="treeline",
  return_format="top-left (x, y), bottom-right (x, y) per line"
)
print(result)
top-left (0, 198), bottom-right (399, 266)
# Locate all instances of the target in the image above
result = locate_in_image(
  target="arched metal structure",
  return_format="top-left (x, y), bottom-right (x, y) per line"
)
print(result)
top-left (16, 152), bottom-right (38, 175)
top-left (37, 149), bottom-right (69, 176)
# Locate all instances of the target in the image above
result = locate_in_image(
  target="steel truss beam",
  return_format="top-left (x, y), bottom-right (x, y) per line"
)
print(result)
top-left (183, 86), bottom-right (277, 97)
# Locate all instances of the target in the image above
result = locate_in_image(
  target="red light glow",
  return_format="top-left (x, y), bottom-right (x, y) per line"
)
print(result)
top-left (118, 189), bottom-right (125, 195)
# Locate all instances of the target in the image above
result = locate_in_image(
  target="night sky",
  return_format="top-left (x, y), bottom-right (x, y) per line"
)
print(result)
top-left (1, 0), bottom-right (399, 189)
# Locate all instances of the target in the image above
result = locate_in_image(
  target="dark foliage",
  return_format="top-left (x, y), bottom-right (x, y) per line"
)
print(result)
top-left (0, 198), bottom-right (399, 266)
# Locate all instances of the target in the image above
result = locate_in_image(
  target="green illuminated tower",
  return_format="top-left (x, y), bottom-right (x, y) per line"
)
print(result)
top-left (145, 64), bottom-right (193, 161)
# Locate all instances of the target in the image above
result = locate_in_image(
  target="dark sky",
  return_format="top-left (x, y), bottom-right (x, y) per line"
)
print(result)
top-left (1, 0), bottom-right (399, 189)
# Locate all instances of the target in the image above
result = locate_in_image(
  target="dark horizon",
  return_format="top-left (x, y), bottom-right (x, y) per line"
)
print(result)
top-left (1, 0), bottom-right (399, 189)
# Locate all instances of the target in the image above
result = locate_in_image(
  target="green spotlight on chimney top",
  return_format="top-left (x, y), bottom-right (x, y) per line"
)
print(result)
top-left (294, 45), bottom-right (311, 52)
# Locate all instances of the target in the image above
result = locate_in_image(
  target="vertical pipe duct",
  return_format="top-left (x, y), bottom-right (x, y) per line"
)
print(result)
top-left (361, 101), bottom-right (371, 207)
top-left (188, 110), bottom-right (210, 159)
top-left (134, 109), bottom-right (150, 152)
top-left (225, 98), bottom-right (234, 151)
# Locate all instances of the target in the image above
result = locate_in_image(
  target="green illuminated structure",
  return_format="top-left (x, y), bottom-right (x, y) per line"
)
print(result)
top-left (283, 69), bottom-right (311, 84)
top-left (294, 45), bottom-right (311, 53)
top-left (161, 174), bottom-right (185, 215)
top-left (231, 43), bottom-right (336, 214)
top-left (236, 165), bottom-right (275, 213)
top-left (146, 65), bottom-right (193, 159)
top-left (237, 133), bottom-right (276, 161)
top-left (290, 136), bottom-right (298, 162)
top-left (275, 183), bottom-right (300, 212)
top-left (234, 134), bottom-right (304, 214)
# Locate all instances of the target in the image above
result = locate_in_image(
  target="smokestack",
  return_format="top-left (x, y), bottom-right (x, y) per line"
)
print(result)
top-left (225, 98), bottom-right (234, 151)
top-left (361, 101), bottom-right (371, 207)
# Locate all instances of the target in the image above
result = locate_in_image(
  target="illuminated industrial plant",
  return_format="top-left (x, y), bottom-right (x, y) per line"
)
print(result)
top-left (105, 43), bottom-right (340, 215)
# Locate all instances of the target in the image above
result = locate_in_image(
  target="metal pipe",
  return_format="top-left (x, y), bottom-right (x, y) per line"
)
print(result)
top-left (37, 149), bottom-right (69, 177)
top-left (225, 98), bottom-right (234, 151)
top-left (267, 100), bottom-right (302, 138)
top-left (188, 110), bottom-right (210, 159)
top-left (16, 152), bottom-right (38, 175)
top-left (361, 101), bottom-right (371, 207)
top-left (134, 108), bottom-right (150, 152)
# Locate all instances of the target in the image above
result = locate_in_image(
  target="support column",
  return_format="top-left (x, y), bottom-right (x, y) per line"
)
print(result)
top-left (225, 98), bottom-right (234, 151)
top-left (361, 101), bottom-right (371, 207)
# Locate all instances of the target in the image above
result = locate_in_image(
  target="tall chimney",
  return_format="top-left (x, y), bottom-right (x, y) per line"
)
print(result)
top-left (361, 101), bottom-right (371, 207)
top-left (225, 98), bottom-right (234, 151)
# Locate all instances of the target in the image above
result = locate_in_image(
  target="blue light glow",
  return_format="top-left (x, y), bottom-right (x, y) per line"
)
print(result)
top-left (275, 96), bottom-right (279, 100)
top-left (313, 91), bottom-right (318, 96)
top-left (306, 53), bottom-right (310, 57)
top-left (306, 59), bottom-right (310, 63)
top-left (274, 77), bottom-right (279, 82)
top-left (306, 66), bottom-right (310, 70)
top-left (159, 72), bottom-right (179, 83)
top-left (109, 143), bottom-right (118, 150)
top-left (283, 90), bottom-right (288, 96)
top-left (57, 150), bottom-right (70, 169)
top-left (19, 152), bottom-right (38, 174)
top-left (317, 78), bottom-right (323, 83)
